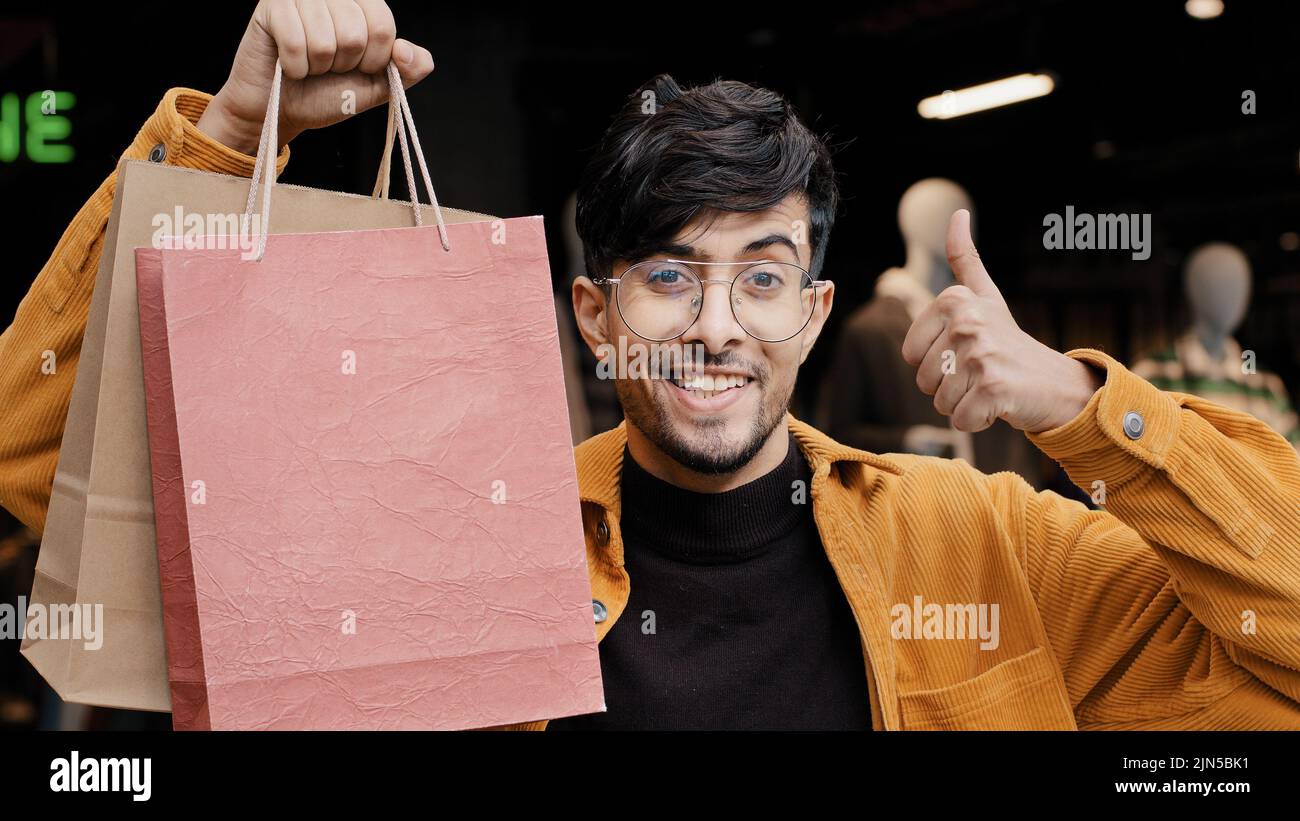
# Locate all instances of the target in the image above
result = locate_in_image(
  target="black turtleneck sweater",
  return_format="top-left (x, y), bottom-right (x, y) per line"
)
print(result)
top-left (548, 433), bottom-right (873, 731)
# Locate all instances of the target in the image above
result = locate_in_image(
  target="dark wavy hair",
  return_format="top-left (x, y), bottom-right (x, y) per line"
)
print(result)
top-left (575, 74), bottom-right (838, 281)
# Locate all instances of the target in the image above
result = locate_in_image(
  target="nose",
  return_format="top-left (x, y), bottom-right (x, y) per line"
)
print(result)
top-left (679, 277), bottom-right (746, 353)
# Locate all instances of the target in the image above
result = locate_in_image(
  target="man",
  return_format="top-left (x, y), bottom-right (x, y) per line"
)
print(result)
top-left (2, 1), bottom-right (1299, 730)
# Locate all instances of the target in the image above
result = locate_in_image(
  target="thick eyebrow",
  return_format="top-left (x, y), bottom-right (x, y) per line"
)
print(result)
top-left (650, 234), bottom-right (799, 261)
top-left (740, 233), bottom-right (799, 258)
top-left (657, 242), bottom-right (704, 259)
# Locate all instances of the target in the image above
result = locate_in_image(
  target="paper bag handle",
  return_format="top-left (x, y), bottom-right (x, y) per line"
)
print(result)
top-left (372, 99), bottom-right (399, 200)
top-left (243, 60), bottom-right (452, 261)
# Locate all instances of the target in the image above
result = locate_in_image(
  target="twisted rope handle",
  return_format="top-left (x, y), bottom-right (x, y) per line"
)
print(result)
top-left (244, 60), bottom-right (452, 261)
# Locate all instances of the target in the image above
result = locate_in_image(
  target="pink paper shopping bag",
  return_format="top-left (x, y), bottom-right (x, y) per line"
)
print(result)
top-left (133, 62), bottom-right (603, 730)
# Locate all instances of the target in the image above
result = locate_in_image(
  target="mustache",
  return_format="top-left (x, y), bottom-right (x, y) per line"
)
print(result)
top-left (692, 350), bottom-right (768, 384)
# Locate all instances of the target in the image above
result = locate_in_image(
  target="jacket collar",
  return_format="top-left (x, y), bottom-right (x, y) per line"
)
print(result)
top-left (573, 413), bottom-right (905, 517)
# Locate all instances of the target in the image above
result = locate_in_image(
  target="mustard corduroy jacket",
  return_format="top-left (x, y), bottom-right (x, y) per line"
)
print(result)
top-left (2, 91), bottom-right (1299, 730)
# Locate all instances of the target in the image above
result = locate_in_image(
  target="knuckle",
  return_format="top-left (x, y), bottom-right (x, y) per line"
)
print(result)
top-left (336, 30), bottom-right (366, 54)
top-left (963, 342), bottom-right (993, 366)
top-left (976, 375), bottom-right (1005, 399)
top-left (915, 370), bottom-right (932, 395)
top-left (901, 345), bottom-right (921, 367)
top-left (948, 311), bottom-right (983, 339)
top-left (948, 322), bottom-right (974, 341)
top-left (953, 400), bottom-right (986, 432)
top-left (936, 286), bottom-right (973, 313)
top-left (277, 27), bottom-right (307, 57)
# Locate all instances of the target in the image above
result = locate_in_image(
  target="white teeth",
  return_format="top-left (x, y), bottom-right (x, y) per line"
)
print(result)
top-left (674, 374), bottom-right (749, 396)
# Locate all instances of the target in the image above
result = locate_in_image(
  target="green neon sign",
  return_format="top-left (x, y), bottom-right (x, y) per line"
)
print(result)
top-left (0, 91), bottom-right (76, 164)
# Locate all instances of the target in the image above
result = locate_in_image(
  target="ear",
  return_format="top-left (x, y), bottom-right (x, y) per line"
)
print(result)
top-left (572, 276), bottom-right (612, 357)
top-left (798, 280), bottom-right (835, 365)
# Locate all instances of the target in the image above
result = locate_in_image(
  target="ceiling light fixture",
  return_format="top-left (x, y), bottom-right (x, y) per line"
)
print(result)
top-left (1185, 0), bottom-right (1224, 20)
top-left (918, 73), bottom-right (1055, 120)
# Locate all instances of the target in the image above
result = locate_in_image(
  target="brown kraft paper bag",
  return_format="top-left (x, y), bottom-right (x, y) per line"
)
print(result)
top-left (24, 98), bottom-right (493, 711)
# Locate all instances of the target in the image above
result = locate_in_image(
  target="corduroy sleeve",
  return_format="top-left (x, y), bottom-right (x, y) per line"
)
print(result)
top-left (0, 89), bottom-right (289, 534)
top-left (1014, 348), bottom-right (1300, 728)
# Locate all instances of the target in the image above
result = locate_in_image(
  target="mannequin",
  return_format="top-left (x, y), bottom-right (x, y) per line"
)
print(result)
top-left (1186, 242), bottom-right (1250, 361)
top-left (819, 179), bottom-right (1040, 482)
top-left (890, 179), bottom-right (974, 458)
top-left (897, 177), bottom-right (972, 298)
top-left (1133, 242), bottom-right (1299, 449)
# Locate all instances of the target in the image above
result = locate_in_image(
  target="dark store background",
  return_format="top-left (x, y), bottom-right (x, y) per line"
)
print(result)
top-left (1, 1), bottom-right (1298, 727)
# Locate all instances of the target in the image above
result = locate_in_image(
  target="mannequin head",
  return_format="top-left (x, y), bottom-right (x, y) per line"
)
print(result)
top-left (1184, 242), bottom-right (1251, 351)
top-left (898, 178), bottom-right (974, 294)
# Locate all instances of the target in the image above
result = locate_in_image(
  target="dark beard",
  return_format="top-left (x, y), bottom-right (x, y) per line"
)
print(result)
top-left (615, 354), bottom-right (789, 476)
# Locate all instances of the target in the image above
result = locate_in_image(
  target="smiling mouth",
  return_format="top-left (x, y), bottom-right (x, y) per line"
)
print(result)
top-left (671, 373), bottom-right (749, 401)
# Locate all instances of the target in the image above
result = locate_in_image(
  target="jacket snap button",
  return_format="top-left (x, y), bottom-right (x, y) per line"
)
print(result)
top-left (148, 143), bottom-right (167, 163)
top-left (592, 600), bottom-right (608, 623)
top-left (595, 520), bottom-right (609, 545)
top-left (1122, 410), bottom-right (1145, 440)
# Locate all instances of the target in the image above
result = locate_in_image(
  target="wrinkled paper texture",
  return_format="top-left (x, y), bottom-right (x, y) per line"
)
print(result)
top-left (136, 218), bottom-right (603, 729)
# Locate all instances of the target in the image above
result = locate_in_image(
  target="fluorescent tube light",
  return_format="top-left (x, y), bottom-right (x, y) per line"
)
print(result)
top-left (918, 73), bottom-right (1056, 120)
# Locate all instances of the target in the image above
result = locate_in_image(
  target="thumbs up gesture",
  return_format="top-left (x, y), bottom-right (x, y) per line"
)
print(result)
top-left (901, 210), bottom-right (1102, 434)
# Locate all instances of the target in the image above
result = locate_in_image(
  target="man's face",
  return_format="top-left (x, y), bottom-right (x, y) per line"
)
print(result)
top-left (579, 194), bottom-right (834, 476)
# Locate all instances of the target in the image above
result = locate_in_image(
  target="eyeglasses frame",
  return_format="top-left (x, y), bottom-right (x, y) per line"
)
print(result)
top-left (591, 258), bottom-right (829, 343)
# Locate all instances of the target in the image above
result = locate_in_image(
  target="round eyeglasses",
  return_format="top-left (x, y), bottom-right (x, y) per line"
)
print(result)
top-left (593, 259), bottom-right (826, 343)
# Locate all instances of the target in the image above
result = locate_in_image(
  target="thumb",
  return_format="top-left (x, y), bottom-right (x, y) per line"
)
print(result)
top-left (946, 209), bottom-right (1000, 299)
top-left (353, 39), bottom-right (435, 113)
top-left (391, 39), bottom-right (435, 88)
